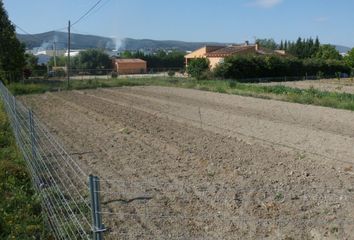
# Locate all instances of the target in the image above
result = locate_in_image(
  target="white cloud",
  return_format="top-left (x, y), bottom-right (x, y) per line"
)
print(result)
top-left (248, 0), bottom-right (283, 8)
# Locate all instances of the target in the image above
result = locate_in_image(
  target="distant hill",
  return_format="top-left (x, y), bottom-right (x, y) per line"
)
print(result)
top-left (119, 38), bottom-right (229, 52)
top-left (17, 31), bottom-right (352, 54)
top-left (333, 45), bottom-right (351, 54)
top-left (17, 31), bottom-right (115, 50)
top-left (17, 31), bottom-right (229, 52)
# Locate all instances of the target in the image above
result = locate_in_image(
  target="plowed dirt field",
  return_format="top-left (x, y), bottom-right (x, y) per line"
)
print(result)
top-left (20, 86), bottom-right (354, 239)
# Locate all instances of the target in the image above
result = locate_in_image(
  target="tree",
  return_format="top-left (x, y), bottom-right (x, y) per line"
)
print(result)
top-left (315, 44), bottom-right (342, 60)
top-left (23, 53), bottom-right (38, 79)
top-left (314, 36), bottom-right (320, 53)
top-left (0, 0), bottom-right (25, 82)
top-left (48, 56), bottom-right (67, 67)
top-left (344, 48), bottom-right (354, 68)
top-left (255, 38), bottom-right (278, 50)
top-left (121, 50), bottom-right (133, 58)
top-left (74, 49), bottom-right (111, 74)
top-left (24, 53), bottom-right (38, 70)
top-left (187, 58), bottom-right (210, 80)
top-left (287, 37), bottom-right (322, 59)
top-left (127, 50), bottom-right (185, 70)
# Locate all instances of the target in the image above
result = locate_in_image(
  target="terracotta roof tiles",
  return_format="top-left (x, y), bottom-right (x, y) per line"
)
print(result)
top-left (206, 45), bottom-right (255, 57)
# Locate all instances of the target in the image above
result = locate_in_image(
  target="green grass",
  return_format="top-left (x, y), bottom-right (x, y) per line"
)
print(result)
top-left (7, 77), bottom-right (354, 111)
top-left (0, 103), bottom-right (48, 239)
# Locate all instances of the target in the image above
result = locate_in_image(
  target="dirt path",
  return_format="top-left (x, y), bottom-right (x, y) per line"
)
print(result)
top-left (20, 86), bottom-right (354, 240)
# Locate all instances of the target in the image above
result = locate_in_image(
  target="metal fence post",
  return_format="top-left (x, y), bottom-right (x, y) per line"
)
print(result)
top-left (12, 96), bottom-right (19, 142)
top-left (28, 109), bottom-right (37, 161)
top-left (89, 175), bottom-right (106, 240)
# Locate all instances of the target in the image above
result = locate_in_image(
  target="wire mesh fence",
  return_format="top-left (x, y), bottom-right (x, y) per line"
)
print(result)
top-left (1, 68), bottom-right (186, 83)
top-left (2, 68), bottom-right (350, 86)
top-left (0, 81), bottom-right (98, 240)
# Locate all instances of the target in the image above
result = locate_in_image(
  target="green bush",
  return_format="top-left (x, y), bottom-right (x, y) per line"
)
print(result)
top-left (187, 58), bottom-right (210, 80)
top-left (8, 83), bottom-right (49, 95)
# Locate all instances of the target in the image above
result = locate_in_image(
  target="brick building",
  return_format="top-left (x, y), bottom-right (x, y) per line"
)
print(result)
top-left (113, 59), bottom-right (147, 74)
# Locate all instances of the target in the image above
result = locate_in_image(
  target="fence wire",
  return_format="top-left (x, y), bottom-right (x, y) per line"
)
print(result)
top-left (0, 81), bottom-right (93, 240)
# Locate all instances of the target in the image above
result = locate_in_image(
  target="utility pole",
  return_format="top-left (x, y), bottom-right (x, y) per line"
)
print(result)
top-left (53, 41), bottom-right (57, 67)
top-left (67, 20), bottom-right (71, 88)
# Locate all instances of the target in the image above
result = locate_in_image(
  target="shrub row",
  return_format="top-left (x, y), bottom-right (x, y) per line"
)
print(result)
top-left (213, 55), bottom-right (351, 81)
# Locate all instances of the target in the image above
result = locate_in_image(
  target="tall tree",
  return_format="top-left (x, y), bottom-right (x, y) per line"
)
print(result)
top-left (315, 44), bottom-right (342, 60)
top-left (0, 0), bottom-right (25, 82)
top-left (24, 53), bottom-right (38, 70)
top-left (314, 36), bottom-right (320, 53)
top-left (286, 37), bottom-right (322, 59)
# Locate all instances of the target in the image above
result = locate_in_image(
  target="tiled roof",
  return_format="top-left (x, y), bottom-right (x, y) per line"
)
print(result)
top-left (206, 45), bottom-right (255, 57)
top-left (205, 45), bottom-right (226, 53)
top-left (114, 59), bottom-right (146, 63)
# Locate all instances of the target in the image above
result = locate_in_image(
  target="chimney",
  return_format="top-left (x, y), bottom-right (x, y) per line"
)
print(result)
top-left (245, 41), bottom-right (249, 46)
top-left (255, 43), bottom-right (259, 51)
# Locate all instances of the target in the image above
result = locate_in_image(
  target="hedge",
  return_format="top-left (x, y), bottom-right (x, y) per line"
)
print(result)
top-left (214, 55), bottom-right (351, 81)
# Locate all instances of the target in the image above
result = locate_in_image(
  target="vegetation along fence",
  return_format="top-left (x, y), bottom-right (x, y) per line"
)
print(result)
top-left (0, 81), bottom-right (105, 240)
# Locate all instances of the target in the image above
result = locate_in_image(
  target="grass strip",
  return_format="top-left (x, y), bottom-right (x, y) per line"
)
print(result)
top-left (0, 102), bottom-right (48, 239)
top-left (8, 77), bottom-right (354, 111)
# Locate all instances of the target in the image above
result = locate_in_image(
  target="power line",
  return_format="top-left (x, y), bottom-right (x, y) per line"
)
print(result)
top-left (12, 0), bottom-right (108, 42)
top-left (71, 0), bottom-right (104, 27)
top-left (13, 23), bottom-right (43, 42)
top-left (89, 0), bottom-right (112, 17)
top-left (13, 23), bottom-right (68, 45)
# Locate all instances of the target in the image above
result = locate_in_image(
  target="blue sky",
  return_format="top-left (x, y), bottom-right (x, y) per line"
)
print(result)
top-left (3, 0), bottom-right (354, 47)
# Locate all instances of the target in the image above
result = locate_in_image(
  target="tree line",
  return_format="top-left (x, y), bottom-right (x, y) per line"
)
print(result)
top-left (213, 56), bottom-right (350, 81)
top-left (188, 55), bottom-right (352, 81)
top-left (257, 37), bottom-right (342, 60)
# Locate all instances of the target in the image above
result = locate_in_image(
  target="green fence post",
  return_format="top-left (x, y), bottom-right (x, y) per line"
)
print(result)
top-left (89, 175), bottom-right (106, 240)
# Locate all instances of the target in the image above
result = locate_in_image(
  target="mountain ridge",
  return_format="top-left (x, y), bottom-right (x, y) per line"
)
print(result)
top-left (16, 31), bottom-right (352, 53)
top-left (17, 31), bottom-right (116, 50)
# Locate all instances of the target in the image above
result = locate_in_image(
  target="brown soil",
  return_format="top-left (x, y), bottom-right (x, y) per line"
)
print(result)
top-left (20, 86), bottom-right (354, 240)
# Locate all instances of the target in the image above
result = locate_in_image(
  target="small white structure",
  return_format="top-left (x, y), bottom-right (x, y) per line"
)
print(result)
top-left (64, 50), bottom-right (85, 57)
